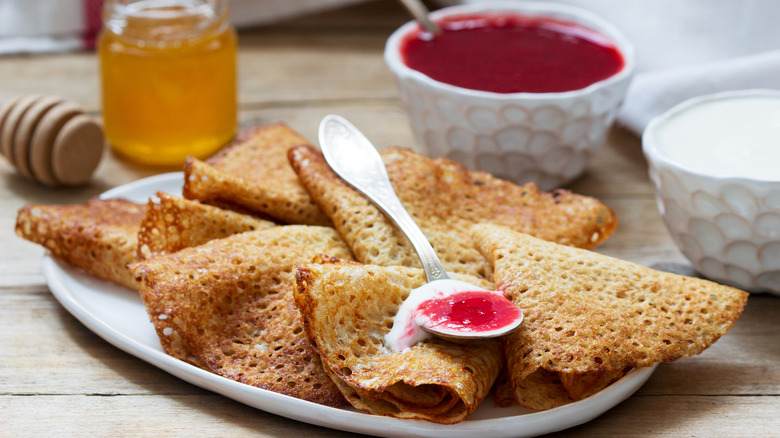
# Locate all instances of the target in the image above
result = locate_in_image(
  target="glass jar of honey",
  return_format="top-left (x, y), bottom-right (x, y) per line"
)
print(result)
top-left (99, 0), bottom-right (236, 166)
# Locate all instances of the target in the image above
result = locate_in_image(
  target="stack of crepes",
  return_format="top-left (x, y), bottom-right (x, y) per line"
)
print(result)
top-left (15, 123), bottom-right (748, 424)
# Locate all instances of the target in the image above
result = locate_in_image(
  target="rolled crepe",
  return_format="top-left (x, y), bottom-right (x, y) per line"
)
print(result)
top-left (294, 258), bottom-right (504, 424)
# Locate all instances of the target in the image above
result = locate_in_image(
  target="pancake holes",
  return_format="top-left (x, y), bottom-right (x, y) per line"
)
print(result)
top-left (337, 354), bottom-right (346, 361)
top-left (464, 367), bottom-right (474, 374)
top-left (594, 357), bottom-right (603, 364)
top-left (340, 367), bottom-right (352, 376)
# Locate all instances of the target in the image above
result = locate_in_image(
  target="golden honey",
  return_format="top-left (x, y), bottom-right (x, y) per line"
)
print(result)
top-left (99, 0), bottom-right (236, 166)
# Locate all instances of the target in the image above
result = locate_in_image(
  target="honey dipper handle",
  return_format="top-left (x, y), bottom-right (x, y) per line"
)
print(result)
top-left (319, 115), bottom-right (449, 283)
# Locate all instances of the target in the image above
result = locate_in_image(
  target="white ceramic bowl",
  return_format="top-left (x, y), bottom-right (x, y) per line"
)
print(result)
top-left (384, 1), bottom-right (635, 190)
top-left (643, 89), bottom-right (780, 294)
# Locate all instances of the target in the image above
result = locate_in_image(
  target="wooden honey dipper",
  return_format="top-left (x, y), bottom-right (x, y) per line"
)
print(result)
top-left (0, 95), bottom-right (104, 186)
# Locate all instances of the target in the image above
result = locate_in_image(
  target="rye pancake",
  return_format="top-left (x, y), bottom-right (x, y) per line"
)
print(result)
top-left (130, 226), bottom-right (352, 406)
top-left (289, 144), bottom-right (617, 281)
top-left (16, 198), bottom-right (145, 290)
top-left (137, 192), bottom-right (275, 260)
top-left (471, 223), bottom-right (749, 410)
top-left (294, 258), bottom-right (503, 424)
top-left (183, 123), bottom-right (331, 226)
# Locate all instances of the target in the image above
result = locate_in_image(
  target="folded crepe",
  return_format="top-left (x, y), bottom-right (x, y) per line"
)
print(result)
top-left (131, 226), bottom-right (353, 406)
top-left (16, 195), bottom-right (276, 291)
top-left (289, 144), bottom-right (617, 282)
top-left (471, 223), bottom-right (749, 410)
top-left (137, 192), bottom-right (275, 260)
top-left (15, 198), bottom-right (145, 290)
top-left (294, 257), bottom-right (504, 424)
top-left (183, 123), bottom-right (331, 226)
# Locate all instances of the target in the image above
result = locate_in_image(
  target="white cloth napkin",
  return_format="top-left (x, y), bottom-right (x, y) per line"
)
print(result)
top-left (618, 50), bottom-right (780, 135)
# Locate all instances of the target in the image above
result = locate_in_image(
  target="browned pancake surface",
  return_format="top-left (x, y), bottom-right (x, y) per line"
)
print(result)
top-left (183, 123), bottom-right (331, 226)
top-left (289, 145), bottom-right (617, 282)
top-left (294, 258), bottom-right (503, 423)
top-left (130, 226), bottom-right (352, 406)
top-left (16, 198), bottom-right (144, 290)
top-left (471, 223), bottom-right (748, 410)
top-left (137, 192), bottom-right (275, 260)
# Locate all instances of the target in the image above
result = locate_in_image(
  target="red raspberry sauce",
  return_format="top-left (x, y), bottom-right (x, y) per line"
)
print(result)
top-left (400, 13), bottom-right (624, 93)
top-left (418, 291), bottom-right (521, 332)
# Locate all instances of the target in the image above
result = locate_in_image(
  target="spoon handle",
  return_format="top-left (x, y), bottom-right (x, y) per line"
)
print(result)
top-left (396, 0), bottom-right (440, 34)
top-left (319, 115), bottom-right (449, 283)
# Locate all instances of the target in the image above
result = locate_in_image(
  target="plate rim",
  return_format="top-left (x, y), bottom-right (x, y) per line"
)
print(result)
top-left (43, 171), bottom-right (658, 438)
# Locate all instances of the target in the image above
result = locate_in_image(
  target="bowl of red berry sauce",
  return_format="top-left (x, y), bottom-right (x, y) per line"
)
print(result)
top-left (385, 1), bottom-right (635, 190)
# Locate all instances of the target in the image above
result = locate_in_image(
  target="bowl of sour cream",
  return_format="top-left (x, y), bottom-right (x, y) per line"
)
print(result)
top-left (384, 1), bottom-right (635, 190)
top-left (643, 89), bottom-right (780, 294)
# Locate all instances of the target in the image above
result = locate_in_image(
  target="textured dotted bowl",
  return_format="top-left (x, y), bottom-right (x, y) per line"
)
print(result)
top-left (384, 1), bottom-right (635, 190)
top-left (643, 90), bottom-right (780, 294)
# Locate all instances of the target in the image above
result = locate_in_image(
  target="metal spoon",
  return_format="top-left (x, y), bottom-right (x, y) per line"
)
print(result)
top-left (396, 0), bottom-right (440, 34)
top-left (318, 115), bottom-right (522, 342)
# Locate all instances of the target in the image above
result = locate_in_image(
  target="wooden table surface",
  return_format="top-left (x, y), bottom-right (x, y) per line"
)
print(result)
top-left (2, 2), bottom-right (778, 436)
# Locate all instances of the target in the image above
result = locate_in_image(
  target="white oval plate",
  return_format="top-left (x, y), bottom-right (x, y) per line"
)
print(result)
top-left (43, 172), bottom-right (657, 438)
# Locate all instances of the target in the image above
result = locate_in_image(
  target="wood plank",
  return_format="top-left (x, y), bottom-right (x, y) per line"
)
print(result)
top-left (0, 394), bottom-right (364, 437)
top-left (550, 395), bottom-right (780, 437)
top-left (1, 393), bottom-right (777, 437)
top-left (571, 126), bottom-right (654, 197)
top-left (0, 287), bottom-right (203, 395)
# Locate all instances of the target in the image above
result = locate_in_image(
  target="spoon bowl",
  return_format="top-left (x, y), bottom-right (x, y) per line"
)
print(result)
top-left (318, 114), bottom-right (523, 345)
top-left (418, 281), bottom-right (524, 342)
